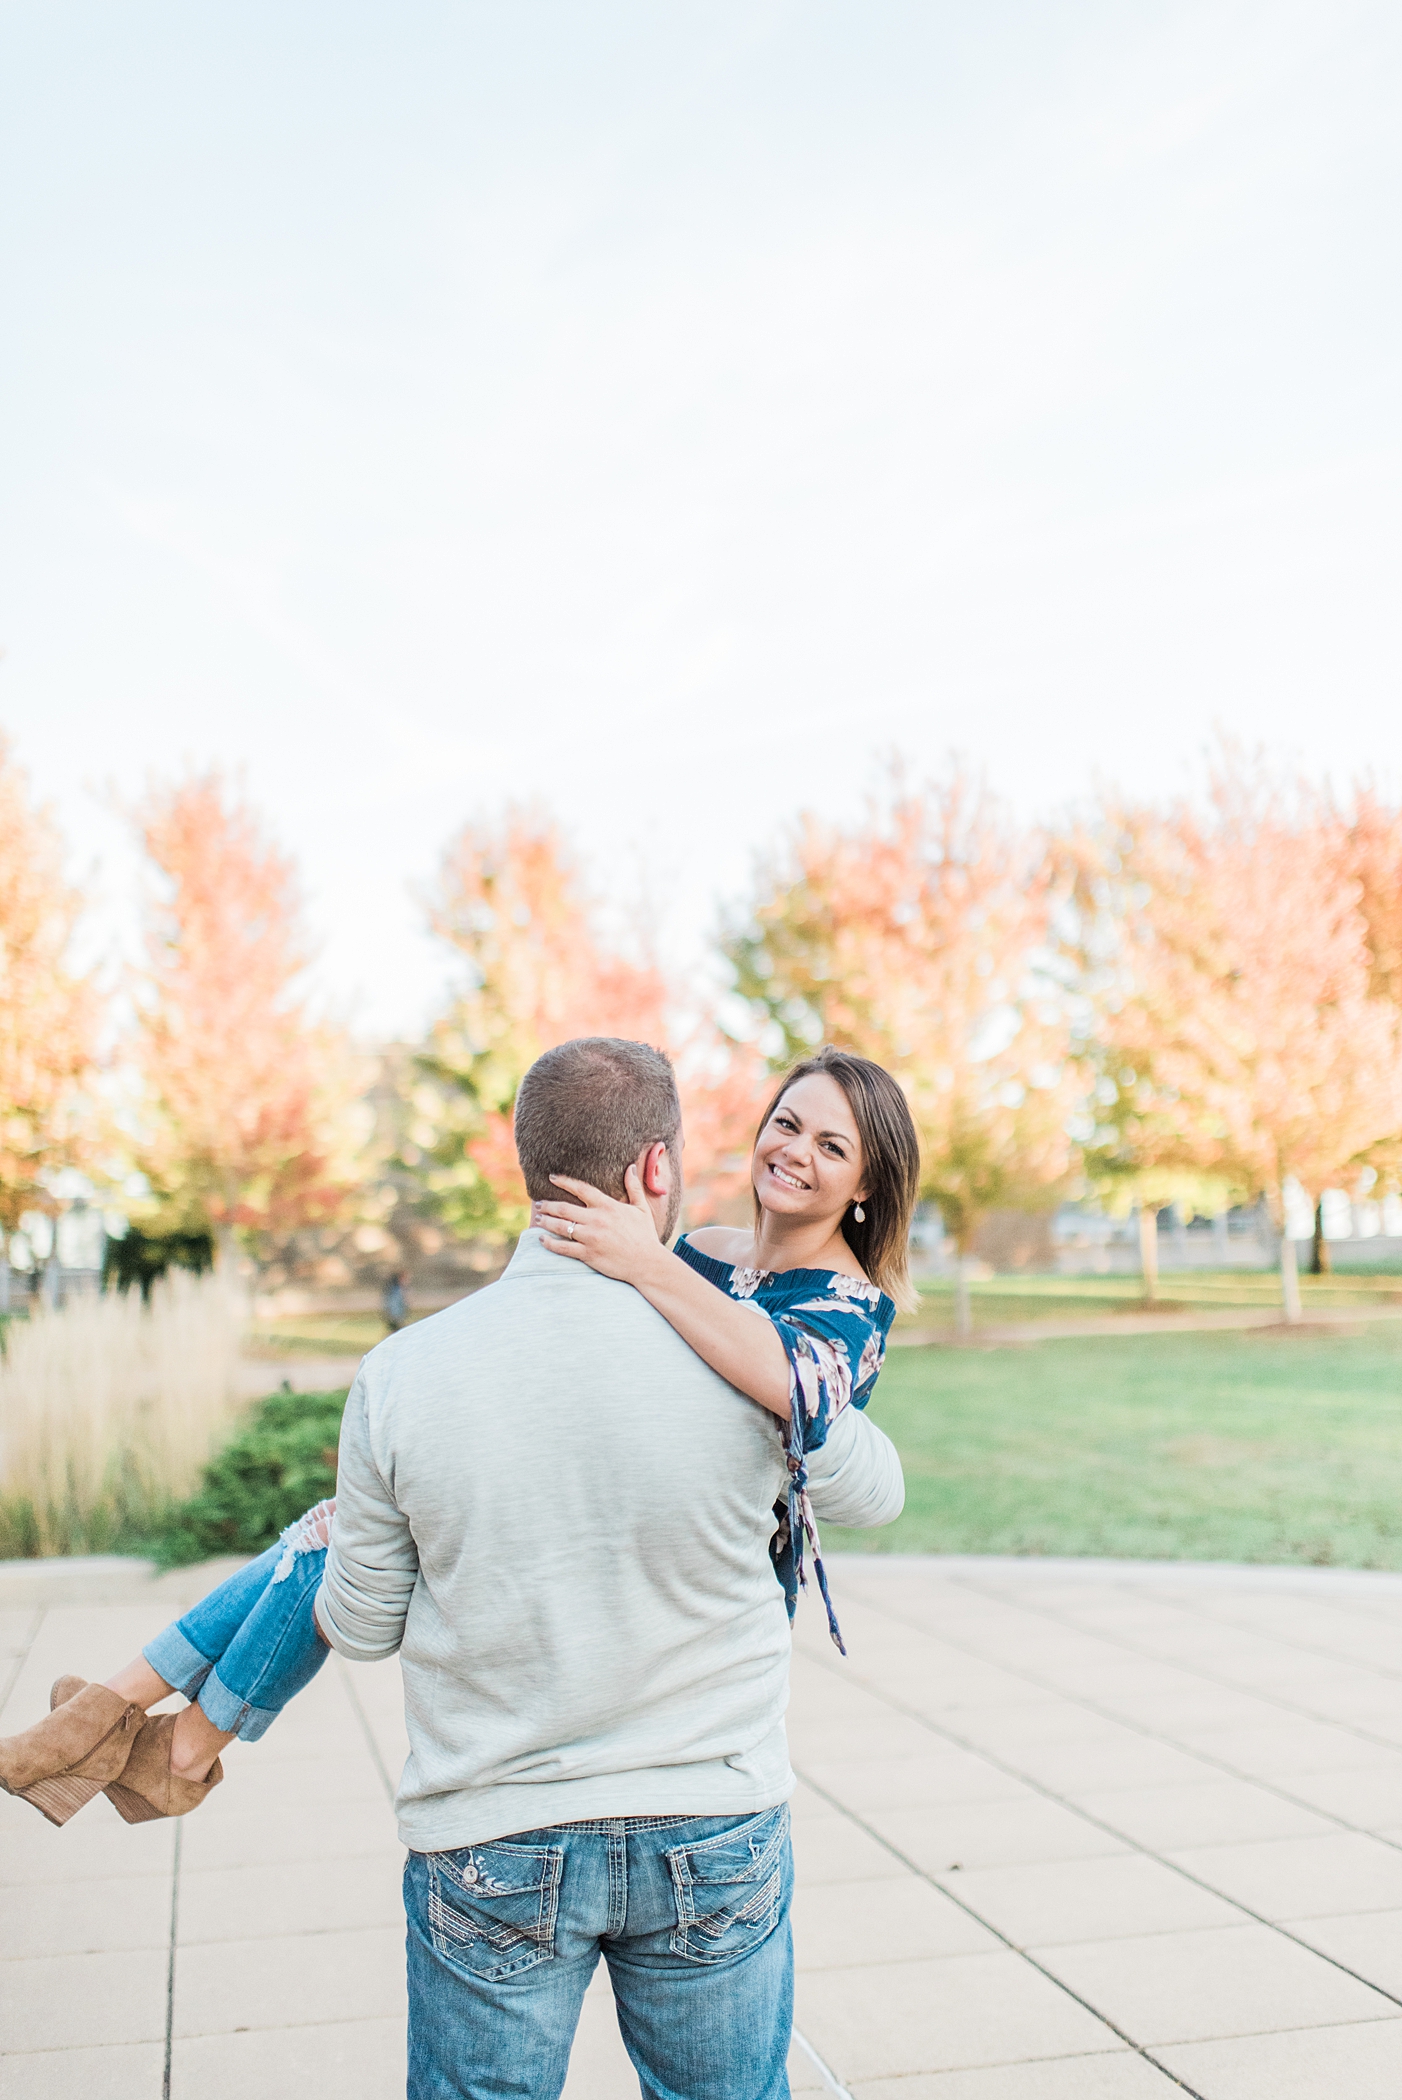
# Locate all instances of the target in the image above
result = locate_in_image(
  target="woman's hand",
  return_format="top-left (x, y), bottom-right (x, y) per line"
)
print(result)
top-left (533, 1167), bottom-right (670, 1287)
top-left (539, 1171), bottom-right (792, 1420)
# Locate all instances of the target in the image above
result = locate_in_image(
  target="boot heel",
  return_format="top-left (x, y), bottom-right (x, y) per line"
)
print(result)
top-left (17, 1772), bottom-right (107, 1827)
top-left (104, 1782), bottom-right (165, 1826)
top-left (0, 1681), bottom-right (142, 1828)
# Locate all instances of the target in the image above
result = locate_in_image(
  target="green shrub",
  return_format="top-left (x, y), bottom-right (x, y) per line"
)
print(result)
top-left (148, 1387), bottom-right (348, 1568)
top-left (103, 1225), bottom-right (215, 1301)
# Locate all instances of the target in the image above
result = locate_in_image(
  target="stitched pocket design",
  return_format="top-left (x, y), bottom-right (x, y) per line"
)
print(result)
top-left (665, 1805), bottom-right (790, 1965)
top-left (425, 1841), bottom-right (563, 1980)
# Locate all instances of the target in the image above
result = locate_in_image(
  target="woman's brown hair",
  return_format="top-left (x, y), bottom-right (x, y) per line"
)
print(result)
top-left (753, 1045), bottom-right (922, 1310)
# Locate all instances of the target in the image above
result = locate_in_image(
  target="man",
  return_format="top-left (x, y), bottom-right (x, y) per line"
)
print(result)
top-left (382, 1269), bottom-right (409, 1333)
top-left (317, 1037), bottom-right (904, 2100)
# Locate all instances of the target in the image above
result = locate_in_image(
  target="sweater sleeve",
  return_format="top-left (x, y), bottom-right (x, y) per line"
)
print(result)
top-left (803, 1403), bottom-right (905, 1531)
top-left (314, 1368), bottom-right (420, 1662)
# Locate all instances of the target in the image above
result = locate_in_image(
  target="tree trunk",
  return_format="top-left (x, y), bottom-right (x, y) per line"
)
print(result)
top-left (953, 1255), bottom-right (973, 1341)
top-left (1311, 1199), bottom-right (1332, 1275)
top-left (1280, 1226), bottom-right (1303, 1323)
top-left (1137, 1206), bottom-right (1159, 1304)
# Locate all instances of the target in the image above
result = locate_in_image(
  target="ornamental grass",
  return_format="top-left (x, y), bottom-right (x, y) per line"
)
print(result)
top-left (0, 1269), bottom-right (247, 1557)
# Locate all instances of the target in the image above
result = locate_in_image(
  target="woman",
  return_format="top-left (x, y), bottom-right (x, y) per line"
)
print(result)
top-left (0, 1047), bottom-right (919, 1829)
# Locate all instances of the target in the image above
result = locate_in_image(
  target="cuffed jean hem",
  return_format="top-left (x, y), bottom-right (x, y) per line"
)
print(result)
top-left (193, 1665), bottom-right (281, 1742)
top-left (141, 1626), bottom-right (284, 1743)
top-left (142, 1624), bottom-right (215, 1702)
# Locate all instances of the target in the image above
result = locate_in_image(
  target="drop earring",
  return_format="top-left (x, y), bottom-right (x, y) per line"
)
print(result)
top-left (853, 1203), bottom-right (865, 1223)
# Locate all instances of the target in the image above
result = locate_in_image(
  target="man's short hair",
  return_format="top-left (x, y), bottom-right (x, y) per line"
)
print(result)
top-left (514, 1038), bottom-right (681, 1201)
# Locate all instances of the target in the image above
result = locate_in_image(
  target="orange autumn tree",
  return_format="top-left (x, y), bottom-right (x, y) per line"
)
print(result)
top-left (132, 775), bottom-right (362, 1258)
top-left (1337, 785), bottom-right (1402, 1224)
top-left (412, 812), bottom-right (763, 1239)
top-left (1077, 759), bottom-right (1402, 1319)
top-left (0, 735), bottom-right (99, 1234)
top-left (412, 813), bottom-right (671, 1237)
top-left (726, 768), bottom-right (1085, 1332)
top-left (672, 1034), bottom-right (772, 1223)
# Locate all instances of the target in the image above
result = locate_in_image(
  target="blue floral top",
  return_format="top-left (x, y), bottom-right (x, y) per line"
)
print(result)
top-left (673, 1234), bottom-right (896, 1654)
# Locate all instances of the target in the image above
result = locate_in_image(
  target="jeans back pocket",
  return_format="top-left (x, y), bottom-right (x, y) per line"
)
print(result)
top-left (425, 1840), bottom-right (563, 1980)
top-left (665, 1804), bottom-right (790, 1965)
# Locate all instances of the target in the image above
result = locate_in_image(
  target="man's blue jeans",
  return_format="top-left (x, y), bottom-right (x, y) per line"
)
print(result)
top-left (404, 1804), bottom-right (793, 2100)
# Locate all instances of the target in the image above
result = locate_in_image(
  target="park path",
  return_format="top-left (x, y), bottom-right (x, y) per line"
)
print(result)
top-left (249, 1303), bottom-right (1402, 1396)
top-left (8, 1554), bottom-right (1402, 2095)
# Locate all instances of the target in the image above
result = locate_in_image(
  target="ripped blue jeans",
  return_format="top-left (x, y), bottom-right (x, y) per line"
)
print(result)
top-left (141, 1516), bottom-right (331, 1742)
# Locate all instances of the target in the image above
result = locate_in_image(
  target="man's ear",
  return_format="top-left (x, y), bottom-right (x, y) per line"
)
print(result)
top-left (641, 1140), bottom-right (671, 1196)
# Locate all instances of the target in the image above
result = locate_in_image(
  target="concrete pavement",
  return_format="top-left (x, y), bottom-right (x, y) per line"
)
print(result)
top-left (6, 1554), bottom-right (1402, 2096)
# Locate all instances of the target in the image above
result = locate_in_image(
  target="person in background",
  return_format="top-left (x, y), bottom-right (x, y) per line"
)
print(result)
top-left (382, 1269), bottom-right (409, 1333)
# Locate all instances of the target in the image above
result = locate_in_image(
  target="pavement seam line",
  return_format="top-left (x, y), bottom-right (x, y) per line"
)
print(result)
top-left (0, 1606), bottom-right (42, 1723)
top-left (826, 1582), bottom-right (1402, 2013)
top-left (943, 1568), bottom-right (1402, 1846)
top-left (843, 1590), bottom-right (1402, 1994)
top-left (790, 1758), bottom-right (1210, 2099)
top-left (852, 1574), bottom-right (1402, 1852)
top-left (1101, 1581), bottom-right (1402, 1699)
top-left (164, 1820), bottom-right (181, 2100)
top-left (337, 1658), bottom-right (397, 1807)
top-left (790, 2024), bottom-right (856, 2097)
top-left (965, 1570), bottom-right (1402, 1763)
top-left (946, 1568), bottom-right (1402, 1757)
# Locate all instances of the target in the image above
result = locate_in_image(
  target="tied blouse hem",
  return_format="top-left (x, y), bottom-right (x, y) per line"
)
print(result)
top-left (672, 1233), bottom-right (896, 1653)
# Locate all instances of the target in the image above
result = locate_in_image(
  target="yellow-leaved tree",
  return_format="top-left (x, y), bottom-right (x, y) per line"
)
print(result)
top-left (726, 767), bottom-right (1085, 1334)
top-left (1074, 757), bottom-right (1402, 1318)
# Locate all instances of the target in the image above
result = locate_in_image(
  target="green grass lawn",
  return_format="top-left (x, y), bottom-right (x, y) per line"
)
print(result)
top-left (827, 1320), bottom-right (1402, 1568)
top-left (901, 1266), bottom-right (1402, 1332)
top-left (247, 1310), bottom-right (428, 1355)
top-left (246, 1267), bottom-right (1402, 1353)
top-left (246, 1274), bottom-right (1402, 1572)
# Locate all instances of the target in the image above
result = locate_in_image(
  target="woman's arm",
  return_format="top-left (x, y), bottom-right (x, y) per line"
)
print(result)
top-left (534, 1172), bottom-right (792, 1419)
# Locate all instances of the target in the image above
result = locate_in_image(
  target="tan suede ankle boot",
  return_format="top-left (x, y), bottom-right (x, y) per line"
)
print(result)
top-left (105, 1711), bottom-right (224, 1824)
top-left (0, 1680), bottom-right (143, 1826)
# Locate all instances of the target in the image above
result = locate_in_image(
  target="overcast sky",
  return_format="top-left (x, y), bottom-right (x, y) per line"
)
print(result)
top-left (3, 0), bottom-right (1399, 1036)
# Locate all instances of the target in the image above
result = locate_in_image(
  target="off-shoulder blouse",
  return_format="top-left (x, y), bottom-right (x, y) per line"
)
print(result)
top-left (673, 1234), bottom-right (896, 1652)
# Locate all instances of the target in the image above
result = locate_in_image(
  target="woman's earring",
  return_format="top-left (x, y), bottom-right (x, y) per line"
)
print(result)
top-left (853, 1203), bottom-right (865, 1223)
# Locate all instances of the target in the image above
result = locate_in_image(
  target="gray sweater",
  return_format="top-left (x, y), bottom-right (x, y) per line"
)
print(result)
top-left (315, 1229), bottom-right (905, 1851)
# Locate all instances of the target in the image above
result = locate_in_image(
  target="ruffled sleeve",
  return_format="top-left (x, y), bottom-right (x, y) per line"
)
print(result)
top-left (772, 1279), bottom-right (889, 1450)
top-left (671, 1239), bottom-right (896, 1655)
top-left (766, 1282), bottom-right (893, 1655)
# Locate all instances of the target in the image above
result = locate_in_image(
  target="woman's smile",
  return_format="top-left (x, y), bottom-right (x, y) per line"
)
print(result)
top-left (752, 1071), bottom-right (868, 1229)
